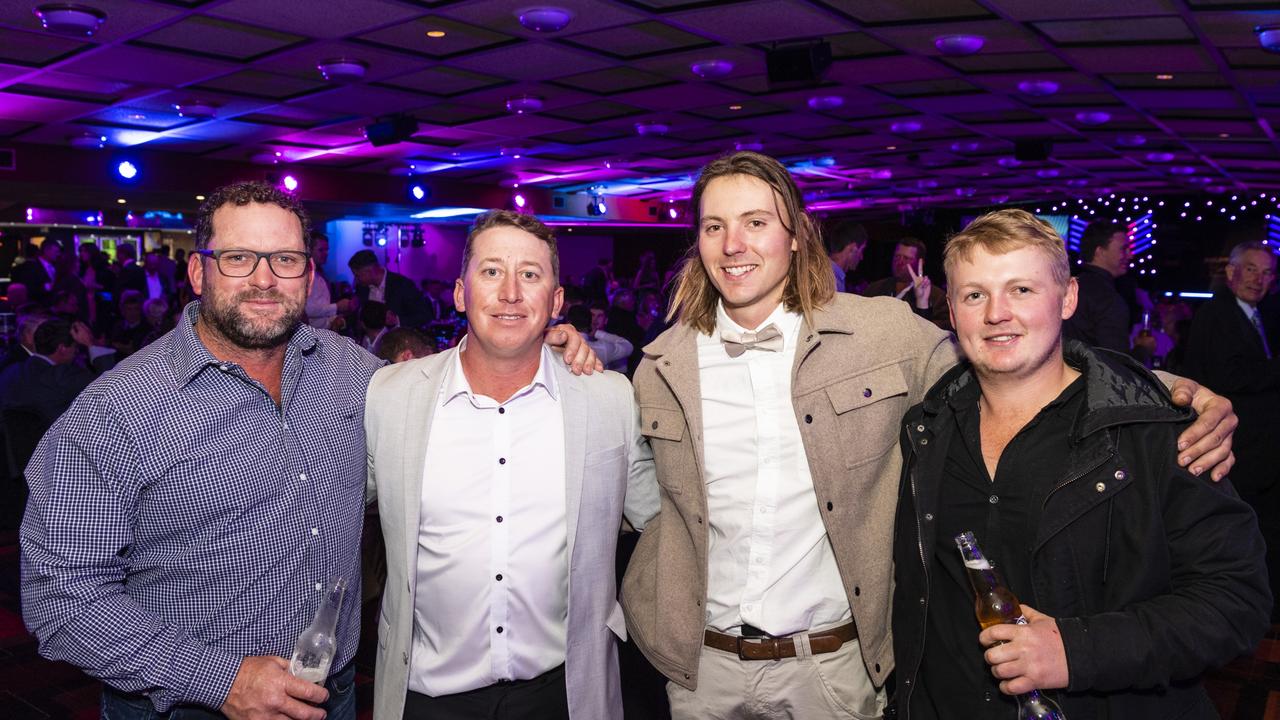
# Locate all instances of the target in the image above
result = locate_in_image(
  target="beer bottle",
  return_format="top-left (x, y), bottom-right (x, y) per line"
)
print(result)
top-left (955, 531), bottom-right (1066, 720)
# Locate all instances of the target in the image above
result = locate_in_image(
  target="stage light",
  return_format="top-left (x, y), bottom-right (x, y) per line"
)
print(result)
top-left (282, 175), bottom-right (298, 191)
top-left (668, 207), bottom-right (679, 219)
top-left (410, 184), bottom-right (426, 201)
top-left (412, 225), bottom-right (425, 247)
top-left (376, 224), bottom-right (388, 247)
top-left (513, 193), bottom-right (527, 209)
top-left (116, 160), bottom-right (138, 180)
top-left (362, 223), bottom-right (374, 247)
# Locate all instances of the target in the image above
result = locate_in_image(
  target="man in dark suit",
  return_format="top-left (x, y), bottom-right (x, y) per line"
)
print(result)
top-left (1184, 240), bottom-right (1280, 616)
top-left (347, 249), bottom-right (434, 329)
top-left (863, 237), bottom-right (951, 330)
top-left (0, 317), bottom-right (96, 426)
top-left (11, 240), bottom-right (60, 305)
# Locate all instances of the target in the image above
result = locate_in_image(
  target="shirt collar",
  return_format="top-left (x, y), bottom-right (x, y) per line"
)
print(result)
top-left (169, 300), bottom-right (319, 385)
top-left (1235, 295), bottom-right (1258, 315)
top-left (440, 336), bottom-right (559, 408)
top-left (713, 300), bottom-right (801, 346)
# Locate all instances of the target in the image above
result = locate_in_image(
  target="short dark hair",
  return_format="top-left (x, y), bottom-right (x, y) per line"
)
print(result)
top-left (565, 304), bottom-right (593, 333)
top-left (462, 210), bottom-right (559, 282)
top-left (194, 181), bottom-right (311, 253)
top-left (825, 221), bottom-right (868, 255)
top-left (361, 300), bottom-right (387, 330)
top-left (348, 249), bottom-right (380, 271)
top-left (896, 236), bottom-right (927, 261)
top-left (1081, 220), bottom-right (1126, 262)
top-left (34, 317), bottom-right (73, 355)
top-left (375, 327), bottom-right (433, 362)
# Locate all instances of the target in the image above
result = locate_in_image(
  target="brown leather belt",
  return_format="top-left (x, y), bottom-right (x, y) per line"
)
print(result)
top-left (704, 622), bottom-right (858, 661)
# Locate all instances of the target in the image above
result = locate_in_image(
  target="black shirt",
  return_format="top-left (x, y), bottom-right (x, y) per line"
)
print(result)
top-left (917, 374), bottom-right (1085, 720)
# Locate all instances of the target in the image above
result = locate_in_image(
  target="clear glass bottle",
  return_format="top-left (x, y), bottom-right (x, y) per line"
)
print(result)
top-left (955, 531), bottom-right (1066, 720)
top-left (289, 577), bottom-right (346, 684)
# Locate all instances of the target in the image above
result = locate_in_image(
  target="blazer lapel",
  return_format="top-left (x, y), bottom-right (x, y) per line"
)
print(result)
top-left (555, 362), bottom-right (586, 582)
top-left (400, 353), bottom-right (447, 568)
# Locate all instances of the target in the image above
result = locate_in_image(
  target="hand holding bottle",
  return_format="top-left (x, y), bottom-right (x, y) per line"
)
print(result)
top-left (221, 656), bottom-right (328, 720)
top-left (979, 604), bottom-right (1070, 695)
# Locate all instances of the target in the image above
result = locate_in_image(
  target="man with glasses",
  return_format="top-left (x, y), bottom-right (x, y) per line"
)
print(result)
top-left (19, 182), bottom-right (599, 720)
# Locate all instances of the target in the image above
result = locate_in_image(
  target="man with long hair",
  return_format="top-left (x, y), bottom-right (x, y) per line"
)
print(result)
top-left (620, 151), bottom-right (1238, 718)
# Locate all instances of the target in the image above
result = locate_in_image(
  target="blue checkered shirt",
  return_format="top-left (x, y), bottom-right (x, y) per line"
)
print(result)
top-left (21, 302), bottom-right (384, 712)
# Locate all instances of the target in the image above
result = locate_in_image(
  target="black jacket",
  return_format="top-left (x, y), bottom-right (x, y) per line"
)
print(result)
top-left (1183, 289), bottom-right (1280, 494)
top-left (1064, 264), bottom-right (1130, 354)
top-left (356, 270), bottom-right (434, 329)
top-left (891, 341), bottom-right (1270, 720)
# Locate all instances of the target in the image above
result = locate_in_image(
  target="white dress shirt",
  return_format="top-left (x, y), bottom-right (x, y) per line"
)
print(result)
top-left (305, 270), bottom-right (338, 329)
top-left (367, 271), bottom-right (387, 304)
top-left (144, 271), bottom-right (164, 300)
top-left (699, 302), bottom-right (852, 637)
top-left (409, 341), bottom-right (568, 697)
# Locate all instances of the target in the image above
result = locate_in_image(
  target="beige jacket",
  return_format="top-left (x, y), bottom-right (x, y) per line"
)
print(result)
top-left (620, 294), bottom-right (957, 690)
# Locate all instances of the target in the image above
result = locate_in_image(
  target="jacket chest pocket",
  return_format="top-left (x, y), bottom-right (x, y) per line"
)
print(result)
top-left (640, 406), bottom-right (687, 495)
top-left (824, 365), bottom-right (909, 469)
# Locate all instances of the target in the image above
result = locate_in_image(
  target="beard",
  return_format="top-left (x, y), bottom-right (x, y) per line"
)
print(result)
top-left (199, 286), bottom-right (305, 350)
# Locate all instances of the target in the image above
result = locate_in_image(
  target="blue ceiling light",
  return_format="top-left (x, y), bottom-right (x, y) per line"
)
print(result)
top-left (410, 184), bottom-right (426, 201)
top-left (807, 95), bottom-right (844, 111)
top-left (690, 59), bottom-right (734, 79)
top-left (116, 160), bottom-right (138, 180)
top-left (516, 6), bottom-right (573, 32)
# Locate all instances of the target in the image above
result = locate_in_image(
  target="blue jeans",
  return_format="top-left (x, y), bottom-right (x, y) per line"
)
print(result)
top-left (101, 661), bottom-right (356, 720)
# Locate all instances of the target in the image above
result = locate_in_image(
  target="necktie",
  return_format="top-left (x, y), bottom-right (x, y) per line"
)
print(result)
top-left (1250, 309), bottom-right (1272, 360)
top-left (721, 323), bottom-right (784, 358)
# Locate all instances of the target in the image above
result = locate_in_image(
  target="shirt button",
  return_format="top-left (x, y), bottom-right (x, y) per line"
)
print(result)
top-left (299, 473), bottom-right (307, 482)
top-left (496, 574), bottom-right (503, 581)
top-left (496, 626), bottom-right (504, 634)
top-left (220, 364), bottom-right (230, 371)
top-left (989, 495), bottom-right (999, 504)
top-left (282, 421), bottom-right (289, 430)
top-left (310, 527), bottom-right (318, 536)
top-left (498, 407), bottom-right (505, 415)
top-left (315, 582), bottom-right (323, 591)
top-left (498, 457), bottom-right (506, 465)
top-left (402, 652), bottom-right (409, 664)
top-left (496, 516), bottom-right (503, 523)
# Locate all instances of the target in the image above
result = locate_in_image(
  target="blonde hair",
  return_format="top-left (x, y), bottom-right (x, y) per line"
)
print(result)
top-left (943, 209), bottom-right (1070, 289)
top-left (668, 151), bottom-right (834, 333)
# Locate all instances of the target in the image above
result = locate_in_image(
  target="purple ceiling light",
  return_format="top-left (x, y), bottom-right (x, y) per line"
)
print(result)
top-left (1168, 165), bottom-right (1196, 175)
top-left (807, 95), bottom-right (844, 111)
top-left (33, 4), bottom-right (105, 36)
top-left (1075, 110), bottom-right (1111, 125)
top-left (955, 187), bottom-right (977, 197)
top-left (635, 121), bottom-right (669, 136)
top-left (934, 34), bottom-right (985, 56)
top-left (690, 59), bottom-right (734, 79)
top-left (870, 168), bottom-right (893, 180)
top-left (317, 58), bottom-right (367, 82)
top-left (506, 95), bottom-right (544, 114)
top-left (1256, 25), bottom-right (1280, 52)
top-left (1116, 134), bottom-right (1147, 147)
top-left (1036, 168), bottom-right (1060, 178)
top-left (916, 179), bottom-right (938, 189)
top-left (890, 119), bottom-right (923, 134)
top-left (997, 157), bottom-right (1022, 168)
top-left (1066, 179), bottom-right (1089, 187)
top-left (735, 139), bottom-right (764, 152)
top-left (68, 132), bottom-right (106, 149)
top-left (950, 140), bottom-right (980, 153)
top-left (1145, 151), bottom-right (1175, 163)
top-left (516, 6), bottom-right (573, 32)
top-left (1017, 79), bottom-right (1059, 97)
top-left (173, 101), bottom-right (216, 119)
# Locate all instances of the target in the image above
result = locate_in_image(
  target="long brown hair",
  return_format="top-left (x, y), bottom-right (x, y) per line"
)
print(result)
top-left (667, 151), bottom-right (834, 334)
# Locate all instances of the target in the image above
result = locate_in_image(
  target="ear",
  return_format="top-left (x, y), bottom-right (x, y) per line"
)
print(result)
top-left (1061, 277), bottom-right (1079, 320)
top-left (188, 252), bottom-right (205, 297)
top-left (551, 285), bottom-right (565, 320)
top-left (453, 277), bottom-right (466, 313)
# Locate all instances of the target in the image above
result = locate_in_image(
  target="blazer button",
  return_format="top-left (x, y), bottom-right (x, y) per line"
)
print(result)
top-left (854, 586), bottom-right (860, 596)
top-left (826, 501), bottom-right (834, 511)
top-left (804, 414), bottom-right (813, 424)
top-left (1114, 469), bottom-right (1127, 481)
top-left (1095, 482), bottom-right (1106, 493)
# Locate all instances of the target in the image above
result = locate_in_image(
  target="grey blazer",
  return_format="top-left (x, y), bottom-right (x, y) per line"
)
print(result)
top-left (365, 347), bottom-right (658, 720)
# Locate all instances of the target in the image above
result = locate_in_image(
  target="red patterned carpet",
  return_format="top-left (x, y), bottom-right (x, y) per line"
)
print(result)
top-left (0, 523), bottom-right (1275, 719)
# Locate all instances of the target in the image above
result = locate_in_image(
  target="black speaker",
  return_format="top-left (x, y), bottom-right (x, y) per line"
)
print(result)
top-left (1015, 139), bottom-right (1052, 162)
top-left (365, 116), bottom-right (419, 147)
top-left (766, 41), bottom-right (831, 86)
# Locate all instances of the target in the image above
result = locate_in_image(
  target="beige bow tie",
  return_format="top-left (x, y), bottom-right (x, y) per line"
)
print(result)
top-left (721, 323), bottom-right (784, 358)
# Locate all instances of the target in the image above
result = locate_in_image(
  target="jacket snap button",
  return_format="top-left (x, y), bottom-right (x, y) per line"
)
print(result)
top-left (875, 663), bottom-right (881, 673)
top-left (863, 388), bottom-right (872, 398)
top-left (651, 420), bottom-right (659, 429)
top-left (916, 424), bottom-right (925, 432)
top-left (826, 501), bottom-right (834, 511)
top-left (804, 414), bottom-right (813, 424)
top-left (1114, 469), bottom-right (1127, 480)
top-left (919, 438), bottom-right (928, 445)
top-left (854, 586), bottom-right (860, 596)
top-left (924, 513), bottom-right (934, 522)
top-left (1095, 482), bottom-right (1106, 493)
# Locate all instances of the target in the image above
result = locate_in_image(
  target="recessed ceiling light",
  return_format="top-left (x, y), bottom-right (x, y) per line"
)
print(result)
top-left (690, 59), bottom-right (734, 79)
top-left (426, 30), bottom-right (446, 38)
top-left (516, 6), bottom-right (573, 33)
top-left (1219, 132), bottom-right (1230, 138)
top-left (934, 34), bottom-right (985, 57)
top-left (885, 145), bottom-right (897, 150)
top-left (116, 198), bottom-right (126, 204)
top-left (1156, 74), bottom-right (1174, 80)
top-left (807, 95), bottom-right (843, 110)
top-left (1254, 25), bottom-right (1280, 52)
top-left (890, 119), bottom-right (923, 134)
top-left (728, 104), bottom-right (743, 111)
top-left (33, 3), bottom-right (106, 36)
top-left (195, 195), bottom-right (206, 201)
top-left (1017, 79), bottom-right (1059, 97)
top-left (635, 121), bottom-right (669, 136)
top-left (1075, 110), bottom-right (1111, 126)
top-left (505, 95), bottom-right (544, 114)
top-left (317, 58), bottom-right (368, 82)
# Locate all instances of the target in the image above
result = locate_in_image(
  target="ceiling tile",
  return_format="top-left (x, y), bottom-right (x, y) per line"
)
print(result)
top-left (132, 16), bottom-right (305, 61)
top-left (206, 0), bottom-right (425, 39)
top-left (61, 46), bottom-right (236, 86)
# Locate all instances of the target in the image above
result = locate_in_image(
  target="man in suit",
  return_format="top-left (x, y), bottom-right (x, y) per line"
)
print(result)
top-left (1184, 240), bottom-right (1280, 616)
top-left (348, 249), bottom-right (434, 329)
top-left (620, 151), bottom-right (1238, 719)
top-left (863, 236), bottom-right (951, 330)
top-left (366, 210), bottom-right (657, 720)
top-left (1064, 219), bottom-right (1133, 353)
top-left (11, 239), bottom-right (60, 304)
top-left (0, 317), bottom-right (95, 425)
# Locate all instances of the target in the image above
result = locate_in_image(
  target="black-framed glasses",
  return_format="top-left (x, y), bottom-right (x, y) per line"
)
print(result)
top-left (194, 249), bottom-right (311, 278)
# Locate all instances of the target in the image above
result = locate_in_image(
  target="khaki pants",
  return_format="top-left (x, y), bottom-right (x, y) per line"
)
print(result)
top-left (667, 633), bottom-right (885, 720)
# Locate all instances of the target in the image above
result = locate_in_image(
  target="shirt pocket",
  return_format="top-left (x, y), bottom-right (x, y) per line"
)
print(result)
top-left (639, 406), bottom-right (686, 495)
top-left (825, 365), bottom-right (910, 469)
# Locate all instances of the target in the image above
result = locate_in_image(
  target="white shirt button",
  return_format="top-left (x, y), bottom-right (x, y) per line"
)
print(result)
top-left (315, 582), bottom-right (323, 591)
top-left (311, 527), bottom-right (318, 536)
top-left (299, 473), bottom-right (307, 481)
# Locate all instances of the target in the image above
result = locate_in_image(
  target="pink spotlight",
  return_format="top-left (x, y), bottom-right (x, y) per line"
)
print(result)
top-left (282, 175), bottom-right (298, 191)
top-left (668, 207), bottom-right (679, 219)
top-left (514, 193), bottom-right (527, 209)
